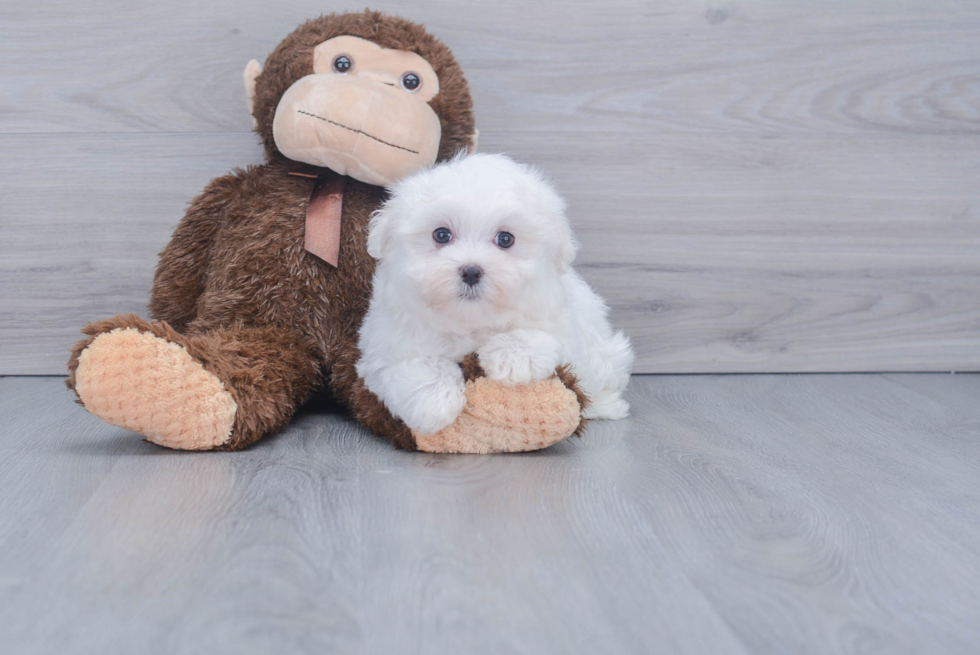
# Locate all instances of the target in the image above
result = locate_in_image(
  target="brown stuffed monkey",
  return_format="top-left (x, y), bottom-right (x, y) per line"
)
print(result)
top-left (66, 11), bottom-right (586, 453)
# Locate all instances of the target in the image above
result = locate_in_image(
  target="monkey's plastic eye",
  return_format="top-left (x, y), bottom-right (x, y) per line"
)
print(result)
top-left (401, 72), bottom-right (421, 92)
top-left (433, 227), bottom-right (452, 244)
top-left (333, 55), bottom-right (352, 73)
top-left (495, 231), bottom-right (515, 249)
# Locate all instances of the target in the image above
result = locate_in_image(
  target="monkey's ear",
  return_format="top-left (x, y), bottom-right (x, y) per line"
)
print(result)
top-left (243, 59), bottom-right (263, 128)
top-left (469, 129), bottom-right (480, 154)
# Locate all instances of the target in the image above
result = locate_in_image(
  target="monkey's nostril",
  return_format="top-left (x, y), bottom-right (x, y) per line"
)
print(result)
top-left (460, 265), bottom-right (483, 287)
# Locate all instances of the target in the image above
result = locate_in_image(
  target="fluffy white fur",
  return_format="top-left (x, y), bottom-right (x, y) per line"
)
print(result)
top-left (356, 153), bottom-right (633, 435)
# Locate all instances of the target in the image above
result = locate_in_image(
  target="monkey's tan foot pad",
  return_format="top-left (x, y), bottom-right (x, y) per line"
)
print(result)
top-left (73, 327), bottom-right (237, 450)
top-left (414, 376), bottom-right (581, 454)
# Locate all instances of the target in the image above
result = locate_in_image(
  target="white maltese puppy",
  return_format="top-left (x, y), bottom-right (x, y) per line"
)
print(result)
top-left (356, 153), bottom-right (633, 435)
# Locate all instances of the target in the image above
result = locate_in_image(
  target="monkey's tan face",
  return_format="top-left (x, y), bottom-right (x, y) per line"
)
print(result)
top-left (270, 36), bottom-right (443, 187)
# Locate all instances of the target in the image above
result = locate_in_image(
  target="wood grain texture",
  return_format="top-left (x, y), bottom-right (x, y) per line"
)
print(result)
top-left (2, 130), bottom-right (978, 373)
top-left (2, 1), bottom-right (978, 135)
top-left (0, 134), bottom-right (264, 373)
top-left (1, 0), bottom-right (979, 373)
top-left (1, 373), bottom-right (979, 654)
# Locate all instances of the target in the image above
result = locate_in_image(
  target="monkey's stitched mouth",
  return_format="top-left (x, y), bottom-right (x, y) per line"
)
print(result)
top-left (297, 109), bottom-right (419, 155)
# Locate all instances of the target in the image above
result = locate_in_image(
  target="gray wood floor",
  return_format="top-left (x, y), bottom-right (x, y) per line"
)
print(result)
top-left (1, 374), bottom-right (978, 654)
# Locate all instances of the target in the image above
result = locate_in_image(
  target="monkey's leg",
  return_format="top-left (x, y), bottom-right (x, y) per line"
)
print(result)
top-left (67, 315), bottom-right (319, 451)
top-left (411, 357), bottom-right (588, 454)
top-left (329, 338), bottom-right (588, 454)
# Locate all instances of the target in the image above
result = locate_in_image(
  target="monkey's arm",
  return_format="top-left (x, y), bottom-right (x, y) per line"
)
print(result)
top-left (149, 172), bottom-right (244, 331)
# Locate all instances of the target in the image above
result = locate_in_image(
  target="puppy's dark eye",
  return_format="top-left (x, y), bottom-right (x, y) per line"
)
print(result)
top-left (333, 55), bottom-right (352, 73)
top-left (495, 231), bottom-right (515, 249)
top-left (433, 227), bottom-right (453, 244)
top-left (401, 72), bottom-right (421, 92)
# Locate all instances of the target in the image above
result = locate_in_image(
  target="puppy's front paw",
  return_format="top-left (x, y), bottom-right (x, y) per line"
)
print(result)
top-left (477, 329), bottom-right (563, 386)
top-left (403, 382), bottom-right (468, 435)
top-left (374, 357), bottom-right (467, 435)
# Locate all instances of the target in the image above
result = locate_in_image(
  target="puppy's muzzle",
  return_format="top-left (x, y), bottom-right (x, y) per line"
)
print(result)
top-left (460, 265), bottom-right (483, 287)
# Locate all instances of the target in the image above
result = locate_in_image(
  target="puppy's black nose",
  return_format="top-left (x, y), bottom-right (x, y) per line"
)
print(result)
top-left (460, 265), bottom-right (483, 287)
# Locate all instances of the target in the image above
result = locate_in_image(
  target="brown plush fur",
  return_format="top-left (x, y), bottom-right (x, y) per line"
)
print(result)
top-left (68, 313), bottom-right (321, 450)
top-left (459, 354), bottom-right (588, 437)
top-left (66, 11), bottom-right (585, 451)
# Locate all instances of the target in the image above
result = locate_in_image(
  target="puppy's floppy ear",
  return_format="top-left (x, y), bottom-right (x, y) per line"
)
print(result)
top-left (521, 163), bottom-right (577, 273)
top-left (541, 185), bottom-right (578, 273)
top-left (367, 206), bottom-right (394, 259)
top-left (554, 216), bottom-right (579, 273)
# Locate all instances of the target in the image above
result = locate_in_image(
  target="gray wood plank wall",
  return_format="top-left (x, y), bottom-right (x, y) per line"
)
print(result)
top-left (1, 0), bottom-right (978, 374)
